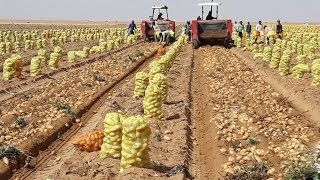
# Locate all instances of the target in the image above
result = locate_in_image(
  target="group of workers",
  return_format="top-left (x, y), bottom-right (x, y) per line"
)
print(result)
top-left (234, 20), bottom-right (283, 45)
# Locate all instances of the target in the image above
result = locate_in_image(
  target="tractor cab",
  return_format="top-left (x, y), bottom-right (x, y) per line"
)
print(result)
top-left (192, 1), bottom-right (233, 49)
top-left (141, 5), bottom-right (176, 43)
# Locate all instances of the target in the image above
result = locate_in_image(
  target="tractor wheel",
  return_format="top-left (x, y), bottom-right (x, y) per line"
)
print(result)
top-left (192, 40), bottom-right (199, 49)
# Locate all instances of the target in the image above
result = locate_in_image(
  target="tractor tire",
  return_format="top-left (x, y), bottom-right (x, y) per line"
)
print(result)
top-left (192, 40), bottom-right (199, 49)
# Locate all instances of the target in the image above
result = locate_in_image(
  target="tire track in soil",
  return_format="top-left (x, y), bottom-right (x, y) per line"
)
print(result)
top-left (15, 44), bottom-right (194, 180)
top-left (190, 48), bottom-right (225, 180)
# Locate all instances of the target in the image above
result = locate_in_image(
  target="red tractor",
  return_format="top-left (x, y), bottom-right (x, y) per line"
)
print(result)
top-left (141, 6), bottom-right (176, 44)
top-left (192, 1), bottom-right (234, 49)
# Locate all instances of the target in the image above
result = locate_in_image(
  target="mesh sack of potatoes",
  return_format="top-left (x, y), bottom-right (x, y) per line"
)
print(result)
top-left (279, 50), bottom-right (292, 76)
top-left (253, 53), bottom-right (264, 60)
top-left (108, 39), bottom-right (115, 50)
top-left (149, 62), bottom-right (167, 83)
top-left (262, 46), bottom-right (272, 62)
top-left (90, 46), bottom-right (101, 54)
top-left (100, 113), bottom-right (126, 159)
top-left (297, 44), bottom-right (303, 55)
top-left (36, 39), bottom-right (43, 49)
top-left (99, 40), bottom-right (108, 52)
top-left (134, 72), bottom-right (149, 98)
top-left (30, 56), bottom-right (42, 76)
top-left (54, 46), bottom-right (63, 56)
top-left (15, 42), bottom-right (21, 52)
top-left (38, 49), bottom-right (47, 67)
top-left (6, 42), bottom-right (12, 53)
top-left (67, 51), bottom-right (77, 63)
top-left (42, 39), bottom-right (48, 47)
top-left (311, 60), bottom-right (320, 86)
top-left (269, 46), bottom-right (282, 69)
top-left (3, 54), bottom-right (22, 80)
top-left (143, 84), bottom-right (164, 120)
top-left (296, 55), bottom-right (307, 64)
top-left (50, 37), bottom-right (58, 46)
top-left (0, 42), bottom-right (6, 54)
top-left (120, 116), bottom-right (152, 172)
top-left (48, 52), bottom-right (61, 70)
top-left (150, 73), bottom-right (168, 102)
top-left (292, 64), bottom-right (309, 79)
top-left (72, 131), bottom-right (104, 152)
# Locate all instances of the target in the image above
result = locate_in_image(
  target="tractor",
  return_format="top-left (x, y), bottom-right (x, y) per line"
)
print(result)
top-left (141, 5), bottom-right (176, 44)
top-left (192, 1), bottom-right (234, 49)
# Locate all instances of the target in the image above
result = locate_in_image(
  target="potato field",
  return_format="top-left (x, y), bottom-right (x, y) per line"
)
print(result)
top-left (0, 21), bottom-right (320, 180)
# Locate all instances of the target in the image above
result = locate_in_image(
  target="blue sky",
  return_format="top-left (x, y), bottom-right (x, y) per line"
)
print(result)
top-left (0, 0), bottom-right (318, 23)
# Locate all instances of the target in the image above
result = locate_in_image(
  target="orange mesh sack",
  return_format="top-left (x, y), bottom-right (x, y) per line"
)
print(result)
top-left (72, 131), bottom-right (104, 152)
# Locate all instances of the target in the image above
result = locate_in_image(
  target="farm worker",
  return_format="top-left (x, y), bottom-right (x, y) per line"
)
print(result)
top-left (197, 16), bottom-right (201, 20)
top-left (246, 22), bottom-right (252, 39)
top-left (276, 20), bottom-right (283, 39)
top-left (264, 26), bottom-right (275, 45)
top-left (237, 21), bottom-right (245, 40)
top-left (233, 21), bottom-right (238, 32)
top-left (255, 21), bottom-right (263, 43)
top-left (157, 13), bottom-right (164, 20)
top-left (153, 22), bottom-right (162, 42)
top-left (184, 21), bottom-right (192, 41)
top-left (128, 20), bottom-right (136, 35)
top-left (206, 11), bottom-right (215, 20)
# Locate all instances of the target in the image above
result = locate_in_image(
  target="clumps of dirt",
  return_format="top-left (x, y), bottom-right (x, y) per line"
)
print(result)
top-left (224, 164), bottom-right (269, 180)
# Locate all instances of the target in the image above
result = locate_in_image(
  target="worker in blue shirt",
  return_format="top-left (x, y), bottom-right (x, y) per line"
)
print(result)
top-left (128, 20), bottom-right (136, 35)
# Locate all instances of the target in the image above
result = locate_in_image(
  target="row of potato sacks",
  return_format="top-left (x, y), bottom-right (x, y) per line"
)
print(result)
top-left (72, 113), bottom-right (152, 172)
top-left (136, 35), bottom-right (188, 120)
top-left (72, 35), bottom-right (188, 172)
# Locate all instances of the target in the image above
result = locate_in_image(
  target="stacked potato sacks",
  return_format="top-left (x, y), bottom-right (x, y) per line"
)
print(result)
top-left (279, 50), bottom-right (292, 76)
top-left (3, 54), bottom-right (22, 80)
top-left (0, 42), bottom-right (6, 54)
top-left (67, 51), bottom-right (77, 63)
top-left (133, 72), bottom-right (149, 98)
top-left (269, 45), bottom-right (282, 69)
top-left (311, 59), bottom-right (320, 86)
top-left (143, 84), bottom-right (164, 119)
top-left (72, 131), bottom-right (104, 152)
top-left (30, 57), bottom-right (42, 76)
top-left (100, 113), bottom-right (126, 159)
top-left (151, 73), bottom-right (168, 102)
top-left (120, 116), bottom-right (152, 172)
top-left (262, 46), bottom-right (272, 62)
